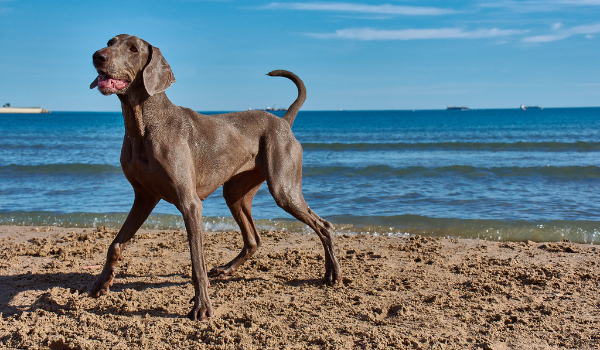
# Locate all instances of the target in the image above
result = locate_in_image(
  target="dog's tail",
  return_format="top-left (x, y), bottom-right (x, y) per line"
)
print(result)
top-left (267, 70), bottom-right (306, 127)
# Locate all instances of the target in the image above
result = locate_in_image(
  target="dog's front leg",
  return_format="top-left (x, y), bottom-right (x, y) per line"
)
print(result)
top-left (91, 189), bottom-right (159, 297)
top-left (180, 196), bottom-right (214, 321)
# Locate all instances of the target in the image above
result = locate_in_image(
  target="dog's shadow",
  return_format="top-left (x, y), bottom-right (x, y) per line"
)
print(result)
top-left (0, 272), bottom-right (187, 318)
top-left (284, 278), bottom-right (323, 287)
top-left (210, 276), bottom-right (323, 288)
top-left (0, 272), bottom-right (321, 319)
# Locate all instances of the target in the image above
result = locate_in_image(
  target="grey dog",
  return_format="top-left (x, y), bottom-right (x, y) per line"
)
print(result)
top-left (89, 34), bottom-right (341, 321)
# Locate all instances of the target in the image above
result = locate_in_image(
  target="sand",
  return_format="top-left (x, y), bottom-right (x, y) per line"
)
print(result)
top-left (0, 225), bottom-right (599, 349)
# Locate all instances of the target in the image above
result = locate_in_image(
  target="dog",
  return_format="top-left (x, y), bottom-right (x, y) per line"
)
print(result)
top-left (89, 34), bottom-right (341, 321)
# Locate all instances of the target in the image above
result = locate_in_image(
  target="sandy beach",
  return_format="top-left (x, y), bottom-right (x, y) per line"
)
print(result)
top-left (0, 225), bottom-right (599, 349)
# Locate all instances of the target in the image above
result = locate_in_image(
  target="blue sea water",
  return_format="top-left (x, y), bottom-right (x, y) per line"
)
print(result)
top-left (1, 108), bottom-right (599, 243)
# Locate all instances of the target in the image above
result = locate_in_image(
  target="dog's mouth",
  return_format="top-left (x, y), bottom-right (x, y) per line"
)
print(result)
top-left (95, 70), bottom-right (130, 94)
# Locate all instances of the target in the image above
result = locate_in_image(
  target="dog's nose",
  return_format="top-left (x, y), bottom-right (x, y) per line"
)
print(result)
top-left (93, 50), bottom-right (109, 65)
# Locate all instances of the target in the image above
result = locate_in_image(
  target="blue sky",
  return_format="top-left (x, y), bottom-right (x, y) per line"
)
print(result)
top-left (1, 0), bottom-right (599, 111)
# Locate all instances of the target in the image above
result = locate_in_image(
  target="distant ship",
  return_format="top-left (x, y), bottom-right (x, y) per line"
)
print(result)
top-left (520, 105), bottom-right (543, 110)
top-left (447, 106), bottom-right (469, 110)
top-left (0, 106), bottom-right (50, 114)
top-left (247, 105), bottom-right (287, 112)
top-left (264, 106), bottom-right (287, 111)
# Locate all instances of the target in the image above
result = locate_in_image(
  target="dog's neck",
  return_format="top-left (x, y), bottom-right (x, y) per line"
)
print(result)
top-left (118, 90), bottom-right (171, 142)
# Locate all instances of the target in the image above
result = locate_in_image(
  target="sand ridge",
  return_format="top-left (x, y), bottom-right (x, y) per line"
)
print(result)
top-left (0, 225), bottom-right (599, 349)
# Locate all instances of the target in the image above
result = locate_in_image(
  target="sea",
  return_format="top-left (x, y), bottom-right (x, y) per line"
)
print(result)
top-left (1, 108), bottom-right (599, 244)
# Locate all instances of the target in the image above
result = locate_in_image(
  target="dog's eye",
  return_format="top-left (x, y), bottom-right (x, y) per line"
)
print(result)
top-left (129, 46), bottom-right (138, 53)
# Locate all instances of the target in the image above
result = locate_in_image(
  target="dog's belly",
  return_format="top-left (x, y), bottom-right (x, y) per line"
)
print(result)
top-left (120, 137), bottom-right (260, 204)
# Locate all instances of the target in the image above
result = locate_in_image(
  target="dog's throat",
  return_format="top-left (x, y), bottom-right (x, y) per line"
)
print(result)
top-left (133, 105), bottom-right (145, 137)
top-left (121, 102), bottom-right (146, 140)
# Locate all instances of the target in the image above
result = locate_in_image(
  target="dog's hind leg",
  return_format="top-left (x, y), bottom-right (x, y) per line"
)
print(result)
top-left (90, 188), bottom-right (159, 297)
top-left (209, 170), bottom-right (266, 277)
top-left (265, 140), bottom-right (342, 286)
top-left (277, 199), bottom-right (341, 285)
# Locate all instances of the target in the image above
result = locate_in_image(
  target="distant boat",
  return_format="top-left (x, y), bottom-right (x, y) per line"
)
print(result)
top-left (447, 106), bottom-right (469, 110)
top-left (0, 107), bottom-right (50, 114)
top-left (264, 106), bottom-right (287, 111)
top-left (248, 105), bottom-right (287, 112)
top-left (520, 105), bottom-right (543, 110)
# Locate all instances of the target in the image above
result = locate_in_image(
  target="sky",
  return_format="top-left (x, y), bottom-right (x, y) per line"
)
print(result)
top-left (0, 0), bottom-right (599, 111)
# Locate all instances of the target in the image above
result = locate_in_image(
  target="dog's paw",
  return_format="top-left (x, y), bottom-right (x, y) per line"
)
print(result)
top-left (89, 268), bottom-right (115, 297)
top-left (208, 266), bottom-right (235, 278)
top-left (323, 265), bottom-right (342, 286)
top-left (89, 285), bottom-right (110, 298)
top-left (187, 297), bottom-right (214, 322)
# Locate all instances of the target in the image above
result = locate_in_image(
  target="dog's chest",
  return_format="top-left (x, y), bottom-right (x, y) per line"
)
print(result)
top-left (120, 136), bottom-right (158, 183)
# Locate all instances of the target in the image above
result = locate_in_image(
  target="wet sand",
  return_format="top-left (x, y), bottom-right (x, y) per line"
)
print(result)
top-left (1, 225), bottom-right (599, 349)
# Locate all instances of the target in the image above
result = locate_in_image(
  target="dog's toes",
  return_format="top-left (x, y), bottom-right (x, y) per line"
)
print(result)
top-left (207, 269), bottom-right (221, 278)
top-left (187, 302), bottom-right (214, 322)
top-left (208, 266), bottom-right (234, 278)
top-left (90, 269), bottom-right (115, 297)
top-left (187, 310), bottom-right (210, 322)
top-left (323, 267), bottom-right (342, 286)
top-left (323, 276), bottom-right (337, 286)
top-left (90, 285), bottom-right (109, 298)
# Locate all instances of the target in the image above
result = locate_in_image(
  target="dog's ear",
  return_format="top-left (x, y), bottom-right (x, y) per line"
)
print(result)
top-left (90, 76), bottom-right (98, 89)
top-left (143, 46), bottom-right (176, 96)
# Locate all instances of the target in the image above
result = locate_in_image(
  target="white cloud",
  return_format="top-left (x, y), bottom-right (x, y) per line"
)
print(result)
top-left (523, 34), bottom-right (568, 42)
top-left (551, 22), bottom-right (563, 30)
top-left (524, 22), bottom-right (600, 42)
top-left (480, 0), bottom-right (600, 12)
top-left (262, 2), bottom-right (457, 16)
top-left (559, 0), bottom-right (600, 5)
top-left (307, 27), bottom-right (528, 40)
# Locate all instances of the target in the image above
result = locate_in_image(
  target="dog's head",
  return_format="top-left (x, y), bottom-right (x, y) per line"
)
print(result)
top-left (90, 34), bottom-right (176, 97)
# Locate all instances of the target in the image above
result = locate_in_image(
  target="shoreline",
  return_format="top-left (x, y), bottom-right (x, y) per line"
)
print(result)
top-left (1, 225), bottom-right (599, 348)
top-left (1, 212), bottom-right (599, 245)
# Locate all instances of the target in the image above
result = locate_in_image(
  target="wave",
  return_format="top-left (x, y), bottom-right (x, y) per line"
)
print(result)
top-left (303, 165), bottom-right (600, 179)
top-left (6, 141), bottom-right (596, 153)
top-left (1, 211), bottom-right (598, 244)
top-left (0, 212), bottom-right (309, 235)
top-left (329, 214), bottom-right (600, 244)
top-left (302, 141), bottom-right (600, 152)
top-left (2, 163), bottom-right (598, 179)
top-left (0, 163), bottom-right (121, 175)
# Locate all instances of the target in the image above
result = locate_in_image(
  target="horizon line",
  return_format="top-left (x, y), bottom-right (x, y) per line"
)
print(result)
top-left (26, 106), bottom-right (600, 113)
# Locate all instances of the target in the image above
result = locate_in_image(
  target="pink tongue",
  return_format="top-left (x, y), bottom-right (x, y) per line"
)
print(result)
top-left (97, 75), bottom-right (129, 90)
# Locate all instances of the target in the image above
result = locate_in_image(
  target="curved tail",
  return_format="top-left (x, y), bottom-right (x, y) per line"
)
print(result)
top-left (267, 70), bottom-right (306, 127)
